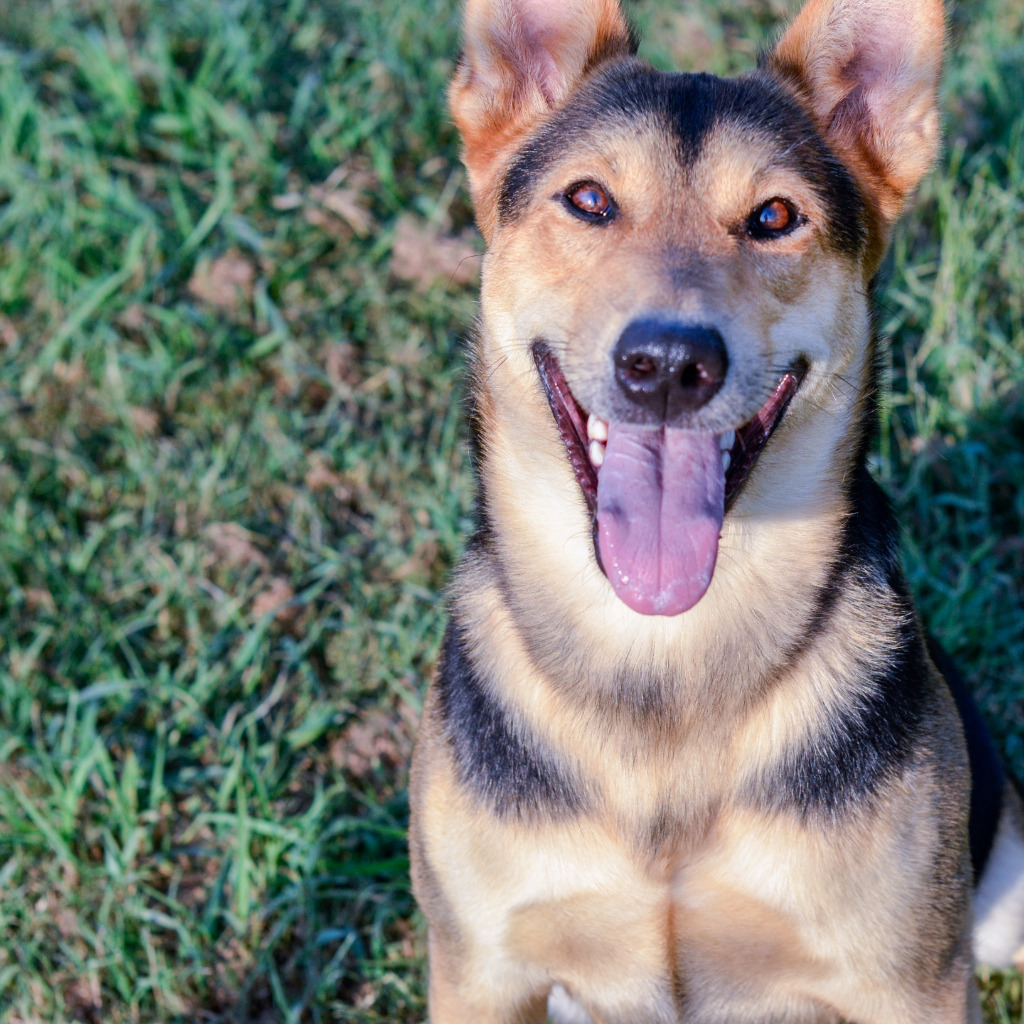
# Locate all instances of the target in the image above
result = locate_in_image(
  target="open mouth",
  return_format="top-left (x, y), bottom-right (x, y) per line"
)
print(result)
top-left (533, 341), bottom-right (807, 616)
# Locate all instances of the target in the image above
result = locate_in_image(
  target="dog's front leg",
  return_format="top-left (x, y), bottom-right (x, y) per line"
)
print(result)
top-left (410, 746), bottom-right (554, 1024)
top-left (425, 935), bottom-right (550, 1024)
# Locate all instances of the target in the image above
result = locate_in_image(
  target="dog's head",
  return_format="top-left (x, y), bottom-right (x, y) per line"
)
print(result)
top-left (452, 0), bottom-right (944, 617)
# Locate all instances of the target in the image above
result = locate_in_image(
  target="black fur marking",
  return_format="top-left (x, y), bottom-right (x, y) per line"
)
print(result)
top-left (642, 802), bottom-right (678, 852)
top-left (753, 464), bottom-right (927, 818)
top-left (497, 63), bottom-right (865, 257)
top-left (434, 621), bottom-right (589, 818)
top-left (926, 635), bottom-right (1004, 884)
top-left (763, 641), bottom-right (926, 818)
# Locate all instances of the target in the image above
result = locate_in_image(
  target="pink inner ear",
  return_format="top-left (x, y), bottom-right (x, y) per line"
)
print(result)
top-left (532, 50), bottom-right (565, 106)
top-left (513, 0), bottom-right (590, 106)
top-left (833, 23), bottom-right (941, 177)
top-left (843, 31), bottom-right (921, 118)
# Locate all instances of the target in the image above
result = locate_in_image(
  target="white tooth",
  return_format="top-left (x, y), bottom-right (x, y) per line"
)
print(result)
top-left (719, 429), bottom-right (736, 451)
top-left (589, 439), bottom-right (605, 467)
top-left (721, 450), bottom-right (731, 472)
top-left (587, 414), bottom-right (609, 442)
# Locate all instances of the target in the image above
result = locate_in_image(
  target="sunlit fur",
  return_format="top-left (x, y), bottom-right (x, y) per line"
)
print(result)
top-left (410, 0), bottom-right (1024, 1021)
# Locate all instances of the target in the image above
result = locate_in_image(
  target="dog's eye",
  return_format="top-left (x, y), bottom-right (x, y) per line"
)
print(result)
top-left (747, 198), bottom-right (799, 239)
top-left (563, 182), bottom-right (616, 222)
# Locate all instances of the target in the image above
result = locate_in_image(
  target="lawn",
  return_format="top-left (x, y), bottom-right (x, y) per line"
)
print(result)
top-left (0, 0), bottom-right (1020, 1021)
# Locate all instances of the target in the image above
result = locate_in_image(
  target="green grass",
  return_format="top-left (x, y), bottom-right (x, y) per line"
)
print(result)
top-left (0, 0), bottom-right (1020, 1021)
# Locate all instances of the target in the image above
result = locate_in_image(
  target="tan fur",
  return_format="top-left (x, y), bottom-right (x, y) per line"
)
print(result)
top-left (409, 1), bottom-right (1005, 1022)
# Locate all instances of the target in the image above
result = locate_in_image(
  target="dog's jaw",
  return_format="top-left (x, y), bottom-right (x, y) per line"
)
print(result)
top-left (533, 341), bottom-right (806, 615)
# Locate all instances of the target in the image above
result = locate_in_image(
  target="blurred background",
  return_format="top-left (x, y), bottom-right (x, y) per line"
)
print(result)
top-left (0, 0), bottom-right (1020, 1020)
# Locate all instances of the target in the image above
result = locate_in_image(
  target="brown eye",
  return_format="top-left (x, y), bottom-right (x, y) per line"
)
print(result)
top-left (564, 181), bottom-right (616, 221)
top-left (747, 198), bottom-right (798, 239)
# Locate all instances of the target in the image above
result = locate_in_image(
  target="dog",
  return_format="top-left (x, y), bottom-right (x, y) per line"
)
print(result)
top-left (409, 0), bottom-right (1024, 1019)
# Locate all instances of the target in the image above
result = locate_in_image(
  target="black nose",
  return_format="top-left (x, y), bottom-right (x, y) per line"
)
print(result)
top-left (613, 319), bottom-right (728, 421)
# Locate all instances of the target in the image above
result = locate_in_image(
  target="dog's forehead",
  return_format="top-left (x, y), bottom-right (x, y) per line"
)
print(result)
top-left (497, 62), bottom-right (866, 255)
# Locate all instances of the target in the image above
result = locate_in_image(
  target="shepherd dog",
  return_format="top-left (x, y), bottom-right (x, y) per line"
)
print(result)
top-left (409, 0), bottom-right (1024, 1019)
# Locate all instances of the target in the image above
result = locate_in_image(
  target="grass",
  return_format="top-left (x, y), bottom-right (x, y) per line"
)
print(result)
top-left (0, 0), bottom-right (1020, 1021)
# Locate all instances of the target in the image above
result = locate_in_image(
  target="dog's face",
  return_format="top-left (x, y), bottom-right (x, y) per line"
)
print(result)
top-left (483, 66), bottom-right (869, 616)
top-left (453, 0), bottom-right (943, 617)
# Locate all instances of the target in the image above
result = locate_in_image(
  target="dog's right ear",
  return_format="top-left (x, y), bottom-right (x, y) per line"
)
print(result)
top-left (451, 0), bottom-right (636, 240)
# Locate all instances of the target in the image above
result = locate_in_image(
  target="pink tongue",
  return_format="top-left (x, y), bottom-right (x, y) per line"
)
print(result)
top-left (596, 425), bottom-right (724, 616)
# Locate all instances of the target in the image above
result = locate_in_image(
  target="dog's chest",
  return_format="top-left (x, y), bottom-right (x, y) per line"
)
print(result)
top-left (489, 808), bottom-right (836, 1022)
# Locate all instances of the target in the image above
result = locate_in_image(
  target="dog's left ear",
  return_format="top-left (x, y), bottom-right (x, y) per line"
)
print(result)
top-left (765, 0), bottom-right (944, 230)
top-left (451, 0), bottom-right (636, 240)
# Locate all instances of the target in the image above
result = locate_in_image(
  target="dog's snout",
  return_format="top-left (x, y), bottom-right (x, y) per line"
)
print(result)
top-left (613, 320), bottom-right (728, 420)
